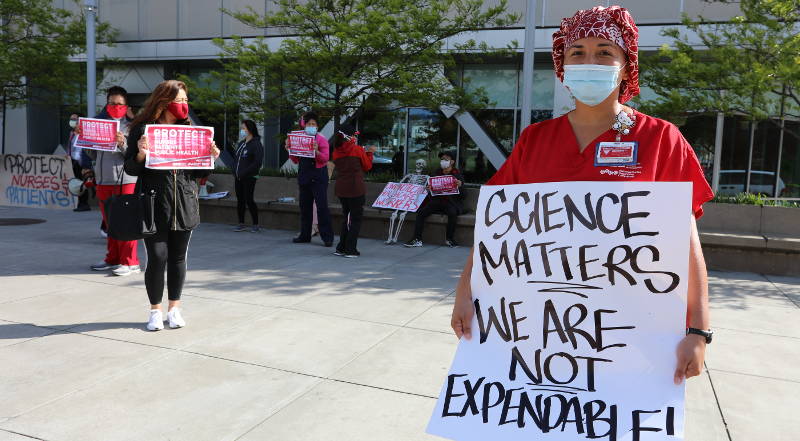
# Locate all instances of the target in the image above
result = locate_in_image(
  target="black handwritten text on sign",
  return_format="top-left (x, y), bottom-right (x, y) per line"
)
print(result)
top-left (0, 154), bottom-right (76, 210)
top-left (427, 182), bottom-right (692, 441)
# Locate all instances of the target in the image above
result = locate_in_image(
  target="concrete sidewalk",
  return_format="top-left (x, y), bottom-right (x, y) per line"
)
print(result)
top-left (0, 205), bottom-right (797, 441)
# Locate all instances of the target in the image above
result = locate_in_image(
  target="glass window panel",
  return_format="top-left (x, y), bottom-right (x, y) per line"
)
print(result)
top-left (459, 126), bottom-right (497, 184)
top-left (718, 116), bottom-right (753, 196)
top-left (463, 65), bottom-right (518, 108)
top-left (406, 109), bottom-right (456, 176)
top-left (676, 114), bottom-right (716, 184)
top-left (473, 109), bottom-right (515, 155)
top-left (778, 121), bottom-right (799, 197)
top-left (529, 69), bottom-right (555, 110)
top-left (357, 109), bottom-right (408, 178)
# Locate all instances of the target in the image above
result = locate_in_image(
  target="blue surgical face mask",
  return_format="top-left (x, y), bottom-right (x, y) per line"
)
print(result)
top-left (304, 126), bottom-right (318, 136)
top-left (239, 129), bottom-right (247, 139)
top-left (562, 64), bottom-right (623, 107)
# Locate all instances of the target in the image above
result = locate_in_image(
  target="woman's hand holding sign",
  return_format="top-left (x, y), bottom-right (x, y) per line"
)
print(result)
top-left (451, 251), bottom-right (475, 340)
top-left (116, 131), bottom-right (126, 148)
top-left (136, 136), bottom-right (149, 163)
top-left (210, 140), bottom-right (220, 159)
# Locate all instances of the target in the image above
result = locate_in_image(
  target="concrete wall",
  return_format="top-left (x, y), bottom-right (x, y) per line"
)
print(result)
top-left (56, 0), bottom-right (742, 43)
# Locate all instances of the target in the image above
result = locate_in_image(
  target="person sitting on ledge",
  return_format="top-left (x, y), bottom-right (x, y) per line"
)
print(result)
top-left (405, 151), bottom-right (464, 248)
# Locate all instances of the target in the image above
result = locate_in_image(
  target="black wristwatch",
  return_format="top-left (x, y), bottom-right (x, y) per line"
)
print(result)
top-left (686, 328), bottom-right (713, 344)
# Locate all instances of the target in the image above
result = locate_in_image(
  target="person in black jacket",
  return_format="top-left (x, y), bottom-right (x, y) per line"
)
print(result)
top-left (404, 151), bottom-right (464, 248)
top-left (231, 119), bottom-right (264, 232)
top-left (124, 80), bottom-right (220, 332)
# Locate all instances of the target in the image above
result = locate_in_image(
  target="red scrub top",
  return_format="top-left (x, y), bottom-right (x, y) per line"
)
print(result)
top-left (487, 109), bottom-right (714, 218)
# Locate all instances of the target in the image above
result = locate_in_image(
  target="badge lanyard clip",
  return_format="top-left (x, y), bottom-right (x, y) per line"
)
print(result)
top-left (612, 111), bottom-right (636, 142)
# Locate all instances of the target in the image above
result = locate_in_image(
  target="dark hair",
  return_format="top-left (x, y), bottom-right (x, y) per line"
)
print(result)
top-left (439, 151), bottom-right (456, 161)
top-left (334, 123), bottom-right (356, 149)
top-left (132, 80), bottom-right (189, 128)
top-left (106, 86), bottom-right (128, 103)
top-left (242, 119), bottom-right (259, 138)
top-left (302, 111), bottom-right (319, 126)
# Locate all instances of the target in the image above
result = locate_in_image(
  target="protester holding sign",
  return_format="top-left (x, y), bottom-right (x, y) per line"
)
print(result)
top-left (285, 111), bottom-right (334, 247)
top-left (332, 125), bottom-right (375, 258)
top-left (450, 5), bottom-right (714, 389)
top-left (231, 120), bottom-right (264, 233)
top-left (124, 80), bottom-right (220, 332)
top-left (78, 86), bottom-right (140, 276)
top-left (405, 151), bottom-right (463, 248)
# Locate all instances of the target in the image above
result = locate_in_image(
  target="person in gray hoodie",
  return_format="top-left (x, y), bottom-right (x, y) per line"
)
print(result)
top-left (80, 86), bottom-right (140, 276)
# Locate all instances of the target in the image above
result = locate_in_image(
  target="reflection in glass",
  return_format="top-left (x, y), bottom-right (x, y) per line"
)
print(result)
top-left (677, 115), bottom-right (716, 183)
top-left (459, 126), bottom-right (497, 184)
top-left (406, 109), bottom-right (456, 176)
top-left (358, 109), bottom-right (407, 177)
top-left (475, 109), bottom-right (515, 154)
top-left (463, 65), bottom-right (518, 108)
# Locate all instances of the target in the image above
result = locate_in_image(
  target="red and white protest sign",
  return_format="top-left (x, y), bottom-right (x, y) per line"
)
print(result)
top-left (74, 118), bottom-right (120, 152)
top-left (144, 124), bottom-right (215, 170)
top-left (429, 175), bottom-right (460, 196)
top-left (372, 182), bottom-right (428, 212)
top-left (287, 130), bottom-right (316, 158)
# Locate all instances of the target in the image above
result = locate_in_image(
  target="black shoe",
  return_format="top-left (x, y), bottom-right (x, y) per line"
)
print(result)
top-left (344, 250), bottom-right (361, 258)
top-left (445, 239), bottom-right (459, 248)
top-left (293, 237), bottom-right (311, 243)
top-left (404, 238), bottom-right (422, 248)
top-left (73, 206), bottom-right (91, 212)
top-left (324, 241), bottom-right (333, 247)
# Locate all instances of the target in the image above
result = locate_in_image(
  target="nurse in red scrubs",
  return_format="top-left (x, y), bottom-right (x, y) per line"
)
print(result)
top-left (451, 6), bottom-right (714, 385)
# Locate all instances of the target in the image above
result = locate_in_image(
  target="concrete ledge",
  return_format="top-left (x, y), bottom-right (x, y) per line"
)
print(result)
top-left (699, 231), bottom-right (767, 250)
top-left (200, 198), bottom-right (477, 246)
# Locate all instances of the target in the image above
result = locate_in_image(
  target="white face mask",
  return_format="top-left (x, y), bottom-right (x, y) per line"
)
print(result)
top-left (562, 64), bottom-right (623, 106)
top-left (69, 120), bottom-right (78, 128)
top-left (440, 160), bottom-right (451, 169)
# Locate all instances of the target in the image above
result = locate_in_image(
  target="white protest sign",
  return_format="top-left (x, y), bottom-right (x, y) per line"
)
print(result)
top-left (372, 182), bottom-right (428, 212)
top-left (0, 154), bottom-right (77, 210)
top-left (428, 181), bottom-right (692, 441)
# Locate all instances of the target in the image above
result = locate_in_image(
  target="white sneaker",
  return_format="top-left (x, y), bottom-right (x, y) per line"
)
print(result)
top-left (167, 308), bottom-right (186, 329)
top-left (147, 309), bottom-right (164, 331)
top-left (112, 265), bottom-right (141, 276)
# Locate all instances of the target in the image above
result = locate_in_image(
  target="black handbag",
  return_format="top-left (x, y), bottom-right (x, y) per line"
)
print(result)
top-left (105, 175), bottom-right (157, 241)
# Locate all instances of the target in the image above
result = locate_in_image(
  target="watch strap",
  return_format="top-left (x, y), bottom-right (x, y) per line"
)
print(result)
top-left (686, 327), bottom-right (713, 344)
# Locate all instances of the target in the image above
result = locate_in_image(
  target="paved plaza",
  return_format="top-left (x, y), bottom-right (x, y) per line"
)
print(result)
top-left (0, 205), bottom-right (797, 441)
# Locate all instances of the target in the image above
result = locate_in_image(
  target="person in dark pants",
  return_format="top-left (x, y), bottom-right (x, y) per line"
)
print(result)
top-left (405, 151), bottom-right (464, 248)
top-left (67, 113), bottom-right (92, 212)
top-left (124, 80), bottom-right (220, 331)
top-left (332, 125), bottom-right (375, 258)
top-left (231, 119), bottom-right (264, 232)
top-left (286, 111), bottom-right (334, 246)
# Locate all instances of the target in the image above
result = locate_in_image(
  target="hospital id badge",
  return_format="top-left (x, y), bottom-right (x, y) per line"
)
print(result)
top-left (595, 141), bottom-right (638, 166)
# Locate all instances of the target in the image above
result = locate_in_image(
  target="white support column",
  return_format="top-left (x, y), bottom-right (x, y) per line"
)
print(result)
top-left (85, 0), bottom-right (98, 117)
top-left (712, 112), bottom-right (724, 193)
top-left (519, 0), bottom-right (538, 133)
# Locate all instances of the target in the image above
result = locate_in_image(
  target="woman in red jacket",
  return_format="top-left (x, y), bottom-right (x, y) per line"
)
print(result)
top-left (332, 125), bottom-right (376, 258)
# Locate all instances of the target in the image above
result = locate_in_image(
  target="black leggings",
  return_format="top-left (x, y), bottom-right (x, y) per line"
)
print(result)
top-left (235, 177), bottom-right (258, 225)
top-left (336, 195), bottom-right (365, 254)
top-left (143, 230), bottom-right (192, 305)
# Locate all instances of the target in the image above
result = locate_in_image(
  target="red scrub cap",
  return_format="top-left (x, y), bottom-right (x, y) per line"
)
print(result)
top-left (552, 5), bottom-right (640, 103)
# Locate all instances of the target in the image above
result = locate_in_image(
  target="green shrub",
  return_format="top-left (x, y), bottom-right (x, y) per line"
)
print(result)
top-left (712, 193), bottom-right (799, 208)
